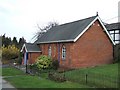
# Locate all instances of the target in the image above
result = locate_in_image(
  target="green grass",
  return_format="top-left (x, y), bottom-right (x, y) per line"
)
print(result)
top-left (64, 63), bottom-right (118, 88)
top-left (82, 63), bottom-right (118, 76)
top-left (2, 67), bottom-right (25, 76)
top-left (5, 75), bottom-right (89, 88)
top-left (2, 63), bottom-right (118, 88)
top-left (2, 67), bottom-right (89, 88)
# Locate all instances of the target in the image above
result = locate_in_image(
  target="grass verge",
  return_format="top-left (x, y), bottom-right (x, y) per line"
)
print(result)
top-left (2, 66), bottom-right (25, 76)
top-left (64, 63), bottom-right (118, 88)
top-left (2, 66), bottom-right (90, 88)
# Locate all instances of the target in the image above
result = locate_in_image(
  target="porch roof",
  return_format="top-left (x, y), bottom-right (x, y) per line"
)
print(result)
top-left (21, 43), bottom-right (41, 52)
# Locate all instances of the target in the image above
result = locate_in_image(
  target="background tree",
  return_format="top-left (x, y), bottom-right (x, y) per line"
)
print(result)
top-left (2, 34), bottom-right (12, 47)
top-left (1, 34), bottom-right (26, 64)
top-left (2, 34), bottom-right (26, 49)
top-left (18, 37), bottom-right (26, 49)
top-left (12, 37), bottom-right (18, 46)
top-left (32, 22), bottom-right (59, 41)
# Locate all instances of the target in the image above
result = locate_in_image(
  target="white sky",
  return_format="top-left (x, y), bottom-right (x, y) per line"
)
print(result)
top-left (0, 0), bottom-right (120, 42)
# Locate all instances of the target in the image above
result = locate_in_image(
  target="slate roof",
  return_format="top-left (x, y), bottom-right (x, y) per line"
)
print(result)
top-left (36, 16), bottom-right (97, 44)
top-left (105, 22), bottom-right (120, 31)
top-left (21, 43), bottom-right (41, 52)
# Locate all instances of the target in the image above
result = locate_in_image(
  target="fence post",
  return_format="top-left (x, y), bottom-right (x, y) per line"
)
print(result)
top-left (85, 74), bottom-right (88, 84)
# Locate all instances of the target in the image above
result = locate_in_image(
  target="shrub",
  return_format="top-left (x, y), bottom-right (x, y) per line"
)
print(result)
top-left (35, 55), bottom-right (52, 70)
top-left (48, 72), bottom-right (66, 82)
top-left (28, 64), bottom-right (39, 75)
top-left (17, 52), bottom-right (23, 65)
top-left (2, 45), bottom-right (19, 62)
top-left (52, 60), bottom-right (59, 70)
top-left (29, 64), bottom-right (38, 70)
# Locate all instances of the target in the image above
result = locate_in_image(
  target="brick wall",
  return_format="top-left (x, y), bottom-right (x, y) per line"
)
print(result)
top-left (39, 20), bottom-right (113, 69)
top-left (28, 52), bottom-right (41, 64)
top-left (70, 20), bottom-right (113, 68)
top-left (40, 43), bottom-right (71, 68)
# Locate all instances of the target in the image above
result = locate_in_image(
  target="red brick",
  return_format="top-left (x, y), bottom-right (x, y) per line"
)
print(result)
top-left (27, 52), bottom-right (41, 64)
top-left (26, 20), bottom-right (113, 69)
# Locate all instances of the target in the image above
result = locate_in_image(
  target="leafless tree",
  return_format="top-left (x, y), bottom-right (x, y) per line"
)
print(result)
top-left (32, 22), bottom-right (59, 41)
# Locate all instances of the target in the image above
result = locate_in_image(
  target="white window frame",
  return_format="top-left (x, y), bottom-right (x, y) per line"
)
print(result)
top-left (48, 45), bottom-right (52, 56)
top-left (62, 46), bottom-right (66, 60)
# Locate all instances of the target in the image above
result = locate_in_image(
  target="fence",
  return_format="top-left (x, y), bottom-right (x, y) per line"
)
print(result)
top-left (64, 70), bottom-right (119, 88)
top-left (22, 64), bottom-right (119, 88)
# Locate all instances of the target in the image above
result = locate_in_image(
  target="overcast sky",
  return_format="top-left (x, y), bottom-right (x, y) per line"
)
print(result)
top-left (0, 0), bottom-right (120, 42)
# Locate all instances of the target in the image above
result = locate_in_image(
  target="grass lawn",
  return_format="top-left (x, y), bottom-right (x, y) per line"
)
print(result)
top-left (2, 63), bottom-right (118, 88)
top-left (2, 67), bottom-right (25, 76)
top-left (2, 66), bottom-right (90, 88)
top-left (5, 75), bottom-right (89, 88)
top-left (64, 63), bottom-right (118, 88)
top-left (65, 63), bottom-right (118, 77)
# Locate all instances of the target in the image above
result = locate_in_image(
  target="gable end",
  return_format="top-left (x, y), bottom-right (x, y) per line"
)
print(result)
top-left (74, 16), bottom-right (115, 45)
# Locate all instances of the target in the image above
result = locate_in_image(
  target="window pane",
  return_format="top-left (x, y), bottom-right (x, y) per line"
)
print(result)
top-left (62, 46), bottom-right (66, 60)
top-left (115, 34), bottom-right (119, 40)
top-left (48, 46), bottom-right (51, 56)
top-left (109, 31), bottom-right (114, 34)
top-left (115, 30), bottom-right (119, 33)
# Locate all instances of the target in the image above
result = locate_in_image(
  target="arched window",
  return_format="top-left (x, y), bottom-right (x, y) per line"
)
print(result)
top-left (62, 46), bottom-right (66, 60)
top-left (48, 45), bottom-right (52, 56)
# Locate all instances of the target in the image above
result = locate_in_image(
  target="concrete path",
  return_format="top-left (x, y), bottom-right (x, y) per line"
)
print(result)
top-left (1, 64), bottom-right (28, 90)
top-left (1, 64), bottom-right (16, 89)
top-left (0, 76), bottom-right (17, 90)
top-left (2, 79), bottom-right (15, 88)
